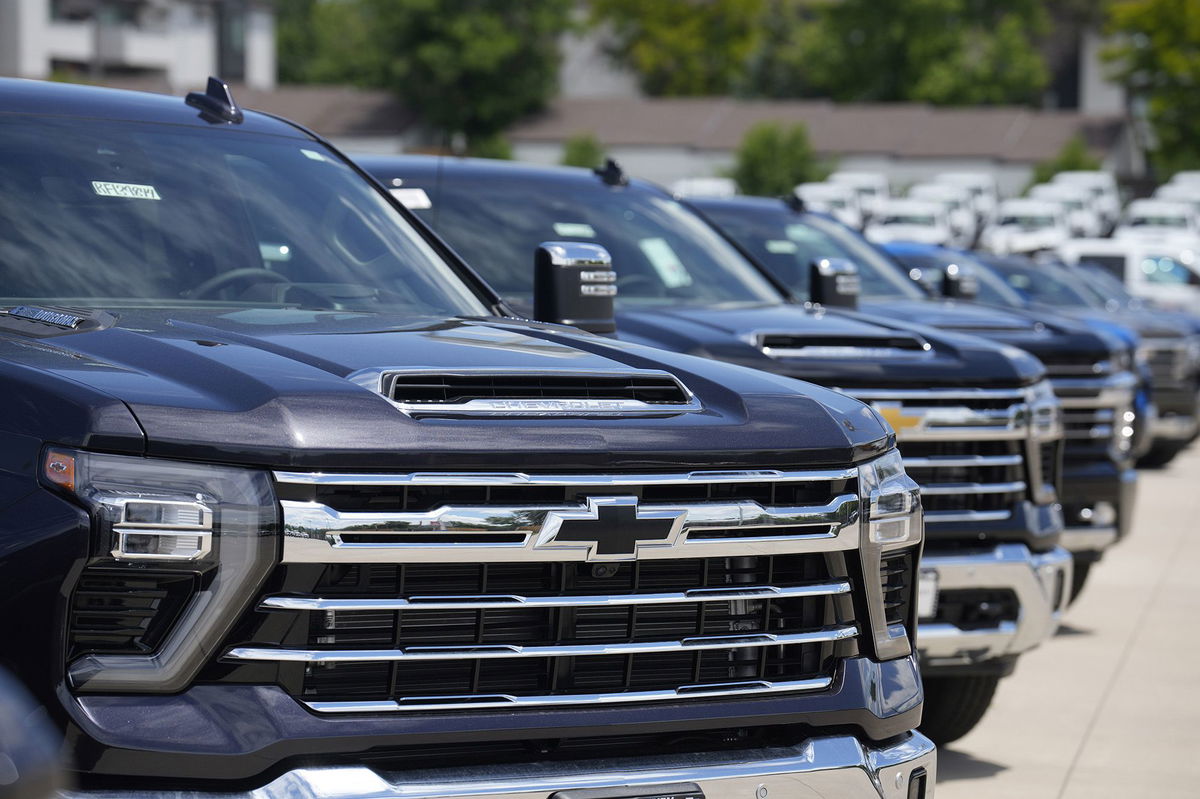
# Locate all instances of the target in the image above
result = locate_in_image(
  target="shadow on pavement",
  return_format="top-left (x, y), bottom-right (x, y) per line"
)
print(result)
top-left (1055, 623), bottom-right (1093, 637)
top-left (936, 748), bottom-right (1009, 782)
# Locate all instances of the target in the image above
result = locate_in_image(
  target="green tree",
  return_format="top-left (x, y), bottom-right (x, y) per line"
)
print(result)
top-left (560, 132), bottom-right (606, 168)
top-left (1106, 0), bottom-right (1200, 176)
top-left (278, 1), bottom-right (571, 149)
top-left (466, 133), bottom-right (513, 160)
top-left (744, 0), bottom-right (1050, 104)
top-left (729, 121), bottom-right (823, 196)
top-left (590, 0), bottom-right (765, 95)
top-left (1030, 135), bottom-right (1102, 186)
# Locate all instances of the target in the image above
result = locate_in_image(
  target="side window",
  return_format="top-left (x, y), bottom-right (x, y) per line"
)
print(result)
top-left (1139, 256), bottom-right (1196, 286)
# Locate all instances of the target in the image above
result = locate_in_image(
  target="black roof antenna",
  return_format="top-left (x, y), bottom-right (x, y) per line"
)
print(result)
top-left (594, 158), bottom-right (628, 186)
top-left (783, 193), bottom-right (806, 213)
top-left (186, 77), bottom-right (244, 124)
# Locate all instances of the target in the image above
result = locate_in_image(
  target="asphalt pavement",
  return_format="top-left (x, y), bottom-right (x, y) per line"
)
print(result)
top-left (936, 443), bottom-right (1200, 797)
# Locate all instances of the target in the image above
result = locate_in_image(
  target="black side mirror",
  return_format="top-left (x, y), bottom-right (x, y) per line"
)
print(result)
top-left (942, 263), bottom-right (980, 300)
top-left (810, 258), bottom-right (860, 309)
top-left (533, 242), bottom-right (617, 334)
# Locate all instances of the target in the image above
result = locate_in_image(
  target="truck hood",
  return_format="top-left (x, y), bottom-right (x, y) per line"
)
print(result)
top-left (0, 308), bottom-right (890, 470)
top-left (615, 302), bottom-right (1043, 388)
top-left (863, 298), bottom-right (1123, 365)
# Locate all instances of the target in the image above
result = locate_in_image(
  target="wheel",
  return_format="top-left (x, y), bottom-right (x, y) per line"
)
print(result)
top-left (1136, 438), bottom-right (1189, 469)
top-left (1068, 559), bottom-right (1092, 604)
top-left (919, 674), bottom-right (1000, 745)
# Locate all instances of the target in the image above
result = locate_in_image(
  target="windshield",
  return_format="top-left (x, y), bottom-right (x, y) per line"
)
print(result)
top-left (0, 116), bottom-right (488, 316)
top-left (1129, 215), bottom-right (1188, 228)
top-left (695, 205), bottom-right (927, 300)
top-left (404, 176), bottom-right (782, 309)
top-left (999, 215), bottom-right (1055, 229)
top-left (1075, 264), bottom-right (1137, 304)
top-left (890, 252), bottom-right (1027, 308)
top-left (987, 260), bottom-right (1099, 309)
top-left (881, 214), bottom-right (936, 226)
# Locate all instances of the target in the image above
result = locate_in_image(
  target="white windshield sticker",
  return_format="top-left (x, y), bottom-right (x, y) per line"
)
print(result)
top-left (91, 181), bottom-right (161, 201)
top-left (765, 239), bottom-right (799, 254)
top-left (390, 188), bottom-right (432, 209)
top-left (638, 237), bottom-right (692, 288)
top-left (301, 149), bottom-right (328, 162)
top-left (553, 222), bottom-right (596, 238)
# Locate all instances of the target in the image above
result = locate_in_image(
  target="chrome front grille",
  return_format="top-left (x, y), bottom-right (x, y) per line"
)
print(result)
top-left (841, 387), bottom-right (1058, 524)
top-left (227, 469), bottom-right (866, 713)
top-left (1048, 375), bottom-right (1137, 461)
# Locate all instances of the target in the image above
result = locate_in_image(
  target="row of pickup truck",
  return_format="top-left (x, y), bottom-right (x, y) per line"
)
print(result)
top-left (2, 77), bottom-right (1193, 799)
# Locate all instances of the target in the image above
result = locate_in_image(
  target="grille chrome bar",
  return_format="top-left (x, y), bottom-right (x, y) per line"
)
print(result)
top-left (225, 625), bottom-right (859, 663)
top-left (903, 454), bottom-right (1023, 469)
top-left (274, 468), bottom-right (857, 487)
top-left (260, 580), bottom-right (852, 612)
top-left (924, 509), bottom-right (1013, 523)
top-left (280, 494), bottom-right (862, 563)
top-left (918, 481), bottom-right (1026, 496)
top-left (303, 676), bottom-right (836, 713)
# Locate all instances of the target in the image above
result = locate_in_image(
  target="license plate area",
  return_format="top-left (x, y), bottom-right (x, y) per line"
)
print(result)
top-left (917, 567), bottom-right (939, 620)
top-left (551, 784), bottom-right (704, 799)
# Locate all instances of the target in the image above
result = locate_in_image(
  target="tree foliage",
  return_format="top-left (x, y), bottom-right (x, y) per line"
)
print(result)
top-left (561, 132), bottom-right (607, 168)
top-left (729, 121), bottom-right (823, 197)
top-left (277, 0), bottom-right (571, 149)
top-left (752, 0), bottom-right (1051, 104)
top-left (1106, 0), bottom-right (1200, 176)
top-left (1031, 135), bottom-right (1102, 186)
top-left (589, 0), bottom-right (765, 95)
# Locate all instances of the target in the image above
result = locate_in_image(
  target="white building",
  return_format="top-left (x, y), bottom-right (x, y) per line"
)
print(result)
top-left (0, 0), bottom-right (275, 91)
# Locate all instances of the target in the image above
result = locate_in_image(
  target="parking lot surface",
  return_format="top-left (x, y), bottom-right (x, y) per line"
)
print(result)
top-left (936, 444), bottom-right (1200, 797)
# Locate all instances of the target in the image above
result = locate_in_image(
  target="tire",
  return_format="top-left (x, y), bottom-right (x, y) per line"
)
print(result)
top-left (919, 674), bottom-right (1000, 746)
top-left (1068, 559), bottom-right (1092, 604)
top-left (1137, 439), bottom-right (1189, 468)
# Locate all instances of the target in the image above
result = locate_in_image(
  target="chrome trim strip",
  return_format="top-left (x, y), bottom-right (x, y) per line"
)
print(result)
top-left (60, 732), bottom-right (938, 799)
top-left (841, 388), bottom-right (1027, 400)
top-left (224, 625), bottom-right (859, 663)
top-left (261, 581), bottom-right (852, 612)
top-left (351, 367), bottom-right (703, 418)
top-left (273, 468), bottom-right (858, 487)
top-left (919, 480), bottom-right (1026, 496)
top-left (280, 494), bottom-right (862, 563)
top-left (303, 676), bottom-right (836, 714)
top-left (903, 454), bottom-right (1023, 468)
top-left (924, 509), bottom-right (1013, 523)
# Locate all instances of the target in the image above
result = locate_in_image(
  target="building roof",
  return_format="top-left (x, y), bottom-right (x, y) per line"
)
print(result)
top-left (91, 77), bottom-right (415, 137)
top-left (508, 97), bottom-right (1125, 163)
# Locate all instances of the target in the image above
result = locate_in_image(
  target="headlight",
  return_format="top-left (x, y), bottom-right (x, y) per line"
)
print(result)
top-left (859, 449), bottom-right (922, 547)
top-left (42, 449), bottom-right (277, 693)
top-left (858, 449), bottom-right (923, 661)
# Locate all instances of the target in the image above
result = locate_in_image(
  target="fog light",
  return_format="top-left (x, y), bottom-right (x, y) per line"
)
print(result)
top-left (1080, 501), bottom-right (1116, 527)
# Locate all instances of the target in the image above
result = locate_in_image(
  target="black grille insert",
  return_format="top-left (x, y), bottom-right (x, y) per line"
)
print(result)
top-left (69, 569), bottom-right (197, 658)
top-left (384, 373), bottom-right (690, 405)
top-left (281, 555), bottom-right (855, 706)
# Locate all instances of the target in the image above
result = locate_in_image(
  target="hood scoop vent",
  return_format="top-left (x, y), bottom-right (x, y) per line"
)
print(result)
top-left (372, 369), bottom-right (702, 418)
top-left (758, 333), bottom-right (931, 360)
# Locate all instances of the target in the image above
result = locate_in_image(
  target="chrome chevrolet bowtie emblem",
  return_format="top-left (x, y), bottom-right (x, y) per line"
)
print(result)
top-left (535, 496), bottom-right (686, 561)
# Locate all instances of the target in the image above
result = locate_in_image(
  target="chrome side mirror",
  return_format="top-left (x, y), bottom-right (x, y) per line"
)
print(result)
top-left (943, 263), bottom-right (980, 300)
top-left (533, 242), bottom-right (617, 334)
top-left (810, 258), bottom-right (860, 309)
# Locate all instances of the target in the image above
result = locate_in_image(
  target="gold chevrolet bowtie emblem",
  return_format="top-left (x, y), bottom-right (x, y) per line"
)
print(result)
top-left (874, 403), bottom-right (926, 438)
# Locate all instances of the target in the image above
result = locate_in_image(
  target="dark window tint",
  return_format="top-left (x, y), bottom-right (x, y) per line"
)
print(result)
top-left (407, 176), bottom-right (782, 309)
top-left (696, 205), bottom-right (925, 301)
top-left (0, 117), bottom-right (486, 316)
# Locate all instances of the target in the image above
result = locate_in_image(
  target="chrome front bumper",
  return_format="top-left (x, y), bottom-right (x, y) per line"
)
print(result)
top-left (62, 732), bottom-right (936, 799)
top-left (918, 544), bottom-right (1071, 667)
top-left (1061, 524), bottom-right (1117, 553)
top-left (1151, 412), bottom-right (1199, 441)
